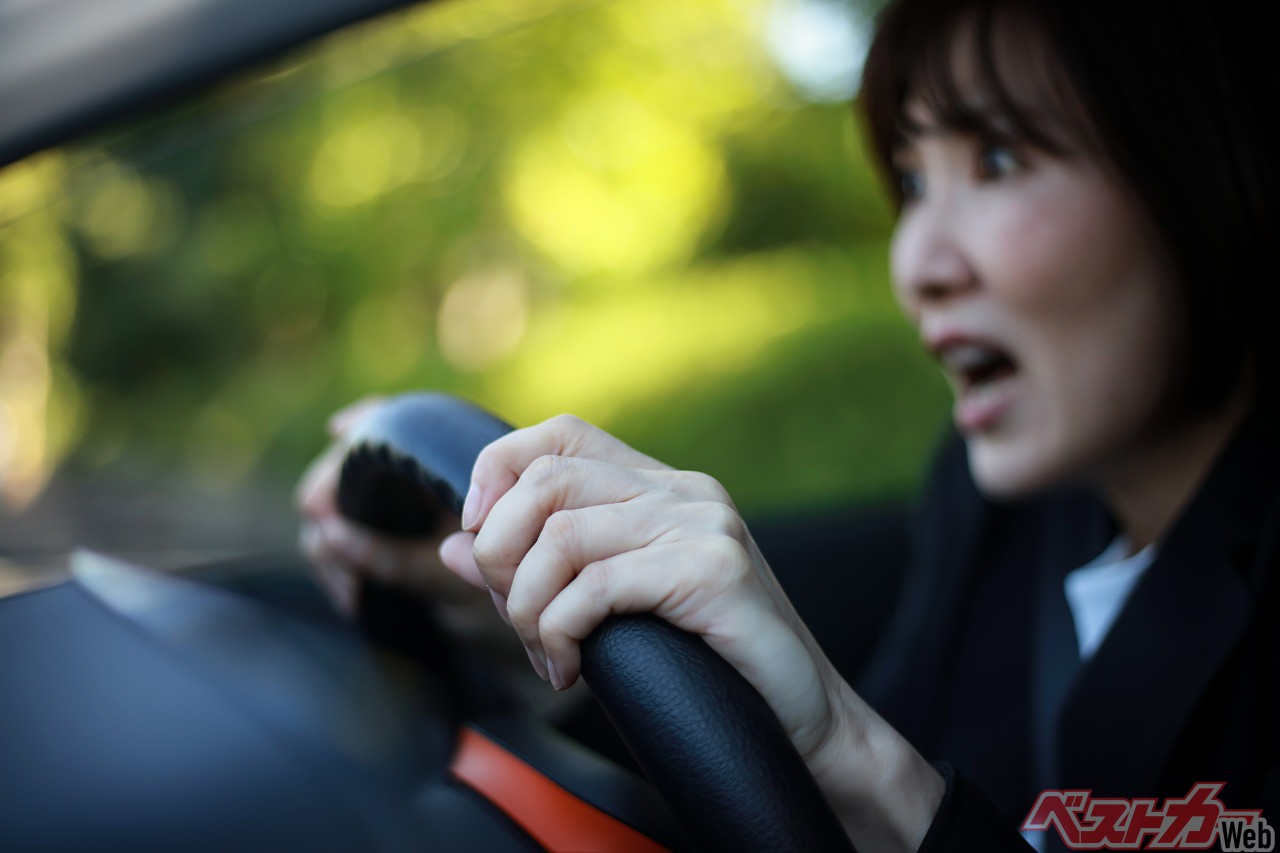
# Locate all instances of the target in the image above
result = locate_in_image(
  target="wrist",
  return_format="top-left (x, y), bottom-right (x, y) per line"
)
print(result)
top-left (808, 679), bottom-right (945, 853)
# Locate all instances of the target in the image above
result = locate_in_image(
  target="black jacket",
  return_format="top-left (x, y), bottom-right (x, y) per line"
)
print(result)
top-left (859, 404), bottom-right (1280, 851)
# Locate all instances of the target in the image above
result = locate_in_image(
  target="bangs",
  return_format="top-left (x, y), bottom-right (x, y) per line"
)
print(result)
top-left (860, 0), bottom-right (1081, 200)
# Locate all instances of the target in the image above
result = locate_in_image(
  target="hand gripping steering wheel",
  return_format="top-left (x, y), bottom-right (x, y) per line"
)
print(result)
top-left (336, 393), bottom-right (854, 852)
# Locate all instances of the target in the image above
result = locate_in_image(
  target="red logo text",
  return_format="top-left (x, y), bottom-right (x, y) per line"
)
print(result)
top-left (1021, 783), bottom-right (1273, 850)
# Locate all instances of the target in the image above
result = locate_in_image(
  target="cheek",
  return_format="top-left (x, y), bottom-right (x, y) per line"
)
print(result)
top-left (982, 177), bottom-right (1177, 360)
top-left (979, 190), bottom-right (1110, 313)
top-left (987, 179), bottom-right (1183, 467)
top-left (888, 222), bottom-right (922, 323)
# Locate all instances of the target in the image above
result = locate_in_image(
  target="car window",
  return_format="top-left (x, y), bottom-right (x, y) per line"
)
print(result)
top-left (0, 0), bottom-right (946, 591)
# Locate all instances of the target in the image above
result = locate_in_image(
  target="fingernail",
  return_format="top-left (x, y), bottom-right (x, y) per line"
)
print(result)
top-left (526, 647), bottom-right (549, 681)
top-left (488, 586), bottom-right (511, 625)
top-left (546, 658), bottom-right (563, 691)
top-left (461, 483), bottom-right (482, 531)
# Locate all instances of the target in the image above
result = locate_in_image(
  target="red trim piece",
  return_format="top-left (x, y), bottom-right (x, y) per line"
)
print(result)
top-left (450, 725), bottom-right (671, 853)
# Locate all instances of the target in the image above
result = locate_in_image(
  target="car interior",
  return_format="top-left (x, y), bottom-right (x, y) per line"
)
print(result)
top-left (0, 0), bottom-right (941, 848)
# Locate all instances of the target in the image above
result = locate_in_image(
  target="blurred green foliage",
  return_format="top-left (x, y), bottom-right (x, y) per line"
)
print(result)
top-left (0, 0), bottom-right (948, 519)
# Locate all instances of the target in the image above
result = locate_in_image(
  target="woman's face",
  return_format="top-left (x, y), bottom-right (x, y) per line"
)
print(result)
top-left (889, 108), bottom-right (1185, 498)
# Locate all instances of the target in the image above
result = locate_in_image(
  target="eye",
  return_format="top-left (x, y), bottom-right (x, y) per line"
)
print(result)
top-left (898, 168), bottom-right (925, 202)
top-left (975, 144), bottom-right (1023, 181)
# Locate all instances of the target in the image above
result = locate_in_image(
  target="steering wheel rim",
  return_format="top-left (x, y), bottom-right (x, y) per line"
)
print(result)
top-left (337, 392), bottom-right (854, 853)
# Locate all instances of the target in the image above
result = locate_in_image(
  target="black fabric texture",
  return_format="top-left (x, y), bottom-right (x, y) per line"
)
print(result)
top-left (861, 402), bottom-right (1280, 850)
top-left (917, 763), bottom-right (1036, 853)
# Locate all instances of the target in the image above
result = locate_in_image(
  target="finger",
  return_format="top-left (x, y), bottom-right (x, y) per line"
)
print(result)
top-left (300, 523), bottom-right (357, 615)
top-left (533, 543), bottom-right (709, 690)
top-left (471, 456), bottom-right (653, 595)
top-left (317, 517), bottom-right (449, 584)
top-left (316, 558), bottom-right (358, 615)
top-left (316, 517), bottom-right (384, 573)
top-left (537, 540), bottom-right (819, 735)
top-left (298, 519), bottom-right (322, 562)
top-left (463, 414), bottom-right (669, 532)
top-left (313, 519), bottom-right (488, 607)
top-left (297, 396), bottom-right (387, 517)
top-left (439, 530), bottom-right (484, 588)
top-left (504, 502), bottom-right (665, 671)
top-left (295, 440), bottom-right (347, 519)
top-left (489, 586), bottom-right (512, 626)
top-left (328, 395), bottom-right (386, 438)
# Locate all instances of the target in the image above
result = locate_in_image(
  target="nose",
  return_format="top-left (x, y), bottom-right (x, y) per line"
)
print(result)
top-left (890, 198), bottom-right (977, 321)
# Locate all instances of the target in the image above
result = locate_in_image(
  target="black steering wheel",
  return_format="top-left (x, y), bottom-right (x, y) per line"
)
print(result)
top-left (337, 393), bottom-right (853, 852)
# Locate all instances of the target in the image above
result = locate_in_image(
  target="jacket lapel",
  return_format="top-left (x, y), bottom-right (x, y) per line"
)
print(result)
top-left (1030, 491), bottom-right (1112, 793)
top-left (1056, 403), bottom-right (1280, 796)
top-left (1057, 536), bottom-right (1251, 795)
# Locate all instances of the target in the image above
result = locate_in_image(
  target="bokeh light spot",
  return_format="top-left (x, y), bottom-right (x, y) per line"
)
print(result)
top-left (344, 292), bottom-right (434, 384)
top-left (504, 96), bottom-right (727, 279)
top-left (74, 162), bottom-right (178, 261)
top-left (310, 111), bottom-right (426, 209)
top-left (437, 268), bottom-right (531, 371)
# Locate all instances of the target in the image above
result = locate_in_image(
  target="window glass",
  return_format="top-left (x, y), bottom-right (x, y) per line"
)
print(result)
top-left (0, 0), bottom-right (946, 582)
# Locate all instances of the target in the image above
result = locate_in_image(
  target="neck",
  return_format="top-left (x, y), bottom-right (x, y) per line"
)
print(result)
top-left (1098, 391), bottom-right (1251, 554)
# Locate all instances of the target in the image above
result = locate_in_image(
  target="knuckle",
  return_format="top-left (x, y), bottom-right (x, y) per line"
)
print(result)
top-left (703, 476), bottom-right (734, 505)
top-left (696, 500), bottom-right (746, 539)
top-left (543, 509), bottom-right (580, 545)
top-left (699, 534), bottom-right (750, 579)
top-left (548, 412), bottom-right (588, 432)
top-left (474, 424), bottom-right (536, 480)
top-left (579, 560), bottom-right (612, 600)
top-left (674, 470), bottom-right (732, 504)
top-left (538, 609), bottom-right (567, 645)
top-left (470, 535), bottom-right (502, 571)
top-left (472, 435), bottom-right (506, 474)
top-left (526, 453), bottom-right (564, 486)
top-left (506, 598), bottom-right (538, 633)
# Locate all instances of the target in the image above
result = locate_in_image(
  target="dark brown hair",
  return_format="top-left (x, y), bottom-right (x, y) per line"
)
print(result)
top-left (859, 0), bottom-right (1279, 417)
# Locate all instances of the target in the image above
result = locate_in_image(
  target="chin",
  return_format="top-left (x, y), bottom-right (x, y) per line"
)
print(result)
top-left (965, 435), bottom-right (1072, 500)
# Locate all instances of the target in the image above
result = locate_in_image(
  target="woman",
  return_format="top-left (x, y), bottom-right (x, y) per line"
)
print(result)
top-left (298, 0), bottom-right (1280, 849)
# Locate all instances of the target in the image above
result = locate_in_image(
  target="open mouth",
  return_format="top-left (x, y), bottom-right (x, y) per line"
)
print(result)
top-left (941, 343), bottom-right (1018, 392)
top-left (935, 341), bottom-right (1020, 432)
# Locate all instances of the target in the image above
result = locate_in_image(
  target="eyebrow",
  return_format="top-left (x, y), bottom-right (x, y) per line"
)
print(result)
top-left (894, 99), bottom-right (1061, 148)
top-left (899, 103), bottom-right (1021, 131)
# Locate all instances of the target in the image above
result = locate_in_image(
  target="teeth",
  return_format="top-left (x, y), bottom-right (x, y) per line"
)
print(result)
top-left (965, 377), bottom-right (1007, 405)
